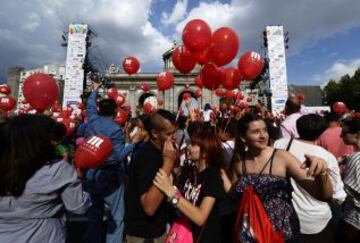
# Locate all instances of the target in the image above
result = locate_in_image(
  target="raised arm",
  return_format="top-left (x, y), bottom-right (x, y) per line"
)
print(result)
top-left (87, 81), bottom-right (101, 120)
top-left (153, 168), bottom-right (216, 226)
top-left (281, 150), bottom-right (333, 201)
top-left (140, 139), bottom-right (176, 216)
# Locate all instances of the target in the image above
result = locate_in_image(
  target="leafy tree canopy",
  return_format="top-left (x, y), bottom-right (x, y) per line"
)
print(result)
top-left (322, 68), bottom-right (360, 111)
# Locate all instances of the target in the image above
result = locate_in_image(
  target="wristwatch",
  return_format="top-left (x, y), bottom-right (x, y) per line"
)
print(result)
top-left (169, 186), bottom-right (182, 207)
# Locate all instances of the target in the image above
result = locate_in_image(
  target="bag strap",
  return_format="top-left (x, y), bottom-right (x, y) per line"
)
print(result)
top-left (257, 149), bottom-right (277, 176)
top-left (195, 219), bottom-right (208, 243)
top-left (286, 137), bottom-right (294, 151)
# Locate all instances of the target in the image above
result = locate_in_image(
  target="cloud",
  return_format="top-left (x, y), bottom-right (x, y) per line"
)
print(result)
top-left (161, 0), bottom-right (189, 26)
top-left (174, 0), bottom-right (360, 55)
top-left (0, 0), bottom-right (172, 80)
top-left (1, 0), bottom-right (360, 81)
top-left (312, 59), bottom-right (360, 86)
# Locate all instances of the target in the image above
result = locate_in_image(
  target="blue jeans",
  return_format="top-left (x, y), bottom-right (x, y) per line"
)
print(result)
top-left (85, 183), bottom-right (125, 243)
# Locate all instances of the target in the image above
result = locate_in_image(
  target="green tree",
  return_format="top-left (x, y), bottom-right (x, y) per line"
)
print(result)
top-left (322, 68), bottom-right (360, 111)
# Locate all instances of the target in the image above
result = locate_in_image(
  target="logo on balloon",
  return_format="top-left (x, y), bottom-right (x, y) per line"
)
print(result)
top-left (74, 135), bottom-right (113, 169)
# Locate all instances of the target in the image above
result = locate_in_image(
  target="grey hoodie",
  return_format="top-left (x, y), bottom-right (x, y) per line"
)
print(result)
top-left (0, 160), bottom-right (91, 243)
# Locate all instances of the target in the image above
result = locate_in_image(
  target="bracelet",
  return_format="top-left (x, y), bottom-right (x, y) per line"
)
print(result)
top-left (167, 186), bottom-right (178, 202)
top-left (169, 186), bottom-right (182, 207)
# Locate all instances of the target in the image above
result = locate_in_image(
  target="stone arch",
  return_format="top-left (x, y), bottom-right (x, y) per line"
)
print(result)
top-left (138, 92), bottom-right (156, 107)
top-left (177, 89), bottom-right (197, 108)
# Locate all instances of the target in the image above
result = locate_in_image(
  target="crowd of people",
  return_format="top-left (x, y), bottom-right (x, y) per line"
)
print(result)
top-left (0, 81), bottom-right (360, 243)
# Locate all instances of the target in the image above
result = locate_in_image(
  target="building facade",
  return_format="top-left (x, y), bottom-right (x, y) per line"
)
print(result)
top-left (104, 44), bottom-right (257, 115)
top-left (12, 65), bottom-right (65, 111)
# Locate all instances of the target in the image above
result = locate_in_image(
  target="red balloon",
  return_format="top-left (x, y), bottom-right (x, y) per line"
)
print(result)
top-left (157, 99), bottom-right (164, 106)
top-left (107, 88), bottom-right (118, 99)
top-left (140, 83), bottom-right (149, 92)
top-left (115, 95), bottom-right (125, 106)
top-left (21, 99), bottom-right (28, 104)
top-left (225, 90), bottom-right (234, 100)
top-left (238, 51), bottom-right (265, 80)
top-left (215, 88), bottom-right (226, 97)
top-left (65, 105), bottom-right (73, 113)
top-left (194, 48), bottom-right (211, 65)
top-left (60, 110), bottom-right (71, 119)
top-left (51, 103), bottom-right (62, 112)
top-left (62, 118), bottom-right (77, 137)
top-left (144, 102), bottom-right (155, 113)
top-left (297, 93), bottom-right (305, 102)
top-left (0, 85), bottom-right (11, 95)
top-left (172, 46), bottom-right (196, 74)
top-left (221, 67), bottom-right (241, 90)
top-left (235, 92), bottom-right (244, 100)
top-left (182, 19), bottom-right (212, 52)
top-left (115, 108), bottom-right (128, 126)
top-left (200, 63), bottom-right (222, 90)
top-left (23, 73), bottom-right (59, 111)
top-left (209, 27), bottom-right (240, 66)
top-left (182, 92), bottom-right (191, 100)
top-left (194, 75), bottom-right (204, 88)
top-left (332, 102), bottom-right (347, 114)
top-left (122, 56), bottom-right (140, 75)
top-left (246, 97), bottom-right (253, 103)
top-left (194, 89), bottom-right (202, 98)
top-left (0, 95), bottom-right (16, 111)
top-left (156, 71), bottom-right (174, 91)
top-left (77, 102), bottom-right (85, 110)
top-left (74, 135), bottom-right (113, 169)
top-left (239, 102), bottom-right (247, 110)
top-left (229, 105), bottom-right (235, 112)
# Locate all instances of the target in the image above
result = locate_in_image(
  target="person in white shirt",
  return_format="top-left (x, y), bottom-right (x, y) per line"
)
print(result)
top-left (274, 114), bottom-right (346, 243)
top-left (202, 103), bottom-right (213, 123)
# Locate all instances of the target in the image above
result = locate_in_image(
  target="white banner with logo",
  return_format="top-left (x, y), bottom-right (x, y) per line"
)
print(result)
top-left (63, 24), bottom-right (88, 107)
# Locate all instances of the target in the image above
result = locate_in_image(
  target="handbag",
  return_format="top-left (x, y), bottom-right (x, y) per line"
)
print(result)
top-left (166, 216), bottom-right (207, 243)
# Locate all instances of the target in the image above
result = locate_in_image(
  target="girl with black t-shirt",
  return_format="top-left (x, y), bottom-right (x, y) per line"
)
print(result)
top-left (153, 130), bottom-right (226, 243)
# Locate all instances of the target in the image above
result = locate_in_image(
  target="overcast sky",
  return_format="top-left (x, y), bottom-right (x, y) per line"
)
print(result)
top-left (0, 0), bottom-right (360, 86)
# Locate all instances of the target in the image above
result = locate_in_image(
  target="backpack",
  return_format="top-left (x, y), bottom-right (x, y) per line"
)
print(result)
top-left (233, 149), bottom-right (285, 243)
top-left (233, 186), bottom-right (284, 243)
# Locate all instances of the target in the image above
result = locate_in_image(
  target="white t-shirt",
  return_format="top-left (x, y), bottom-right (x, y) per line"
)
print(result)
top-left (203, 109), bottom-right (213, 122)
top-left (274, 138), bottom-right (346, 234)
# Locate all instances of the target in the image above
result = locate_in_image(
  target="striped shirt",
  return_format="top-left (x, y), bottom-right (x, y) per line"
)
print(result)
top-left (343, 152), bottom-right (360, 229)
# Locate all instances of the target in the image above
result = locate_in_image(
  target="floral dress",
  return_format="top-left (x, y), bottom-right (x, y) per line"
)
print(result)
top-left (234, 150), bottom-right (300, 241)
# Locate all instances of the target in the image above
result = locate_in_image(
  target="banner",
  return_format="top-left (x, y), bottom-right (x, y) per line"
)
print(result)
top-left (266, 26), bottom-right (288, 113)
top-left (63, 24), bottom-right (88, 107)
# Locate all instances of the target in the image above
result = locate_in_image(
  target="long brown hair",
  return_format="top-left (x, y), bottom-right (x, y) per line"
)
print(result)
top-left (230, 113), bottom-right (264, 180)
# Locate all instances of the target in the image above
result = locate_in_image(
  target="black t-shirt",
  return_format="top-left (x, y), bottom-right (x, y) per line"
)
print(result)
top-left (179, 166), bottom-right (225, 243)
top-left (125, 141), bottom-right (168, 238)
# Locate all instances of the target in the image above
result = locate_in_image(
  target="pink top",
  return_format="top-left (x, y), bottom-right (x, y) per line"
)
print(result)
top-left (280, 113), bottom-right (302, 138)
top-left (318, 127), bottom-right (354, 159)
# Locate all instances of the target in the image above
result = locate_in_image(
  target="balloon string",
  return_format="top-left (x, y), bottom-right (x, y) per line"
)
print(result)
top-left (224, 114), bottom-right (233, 133)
